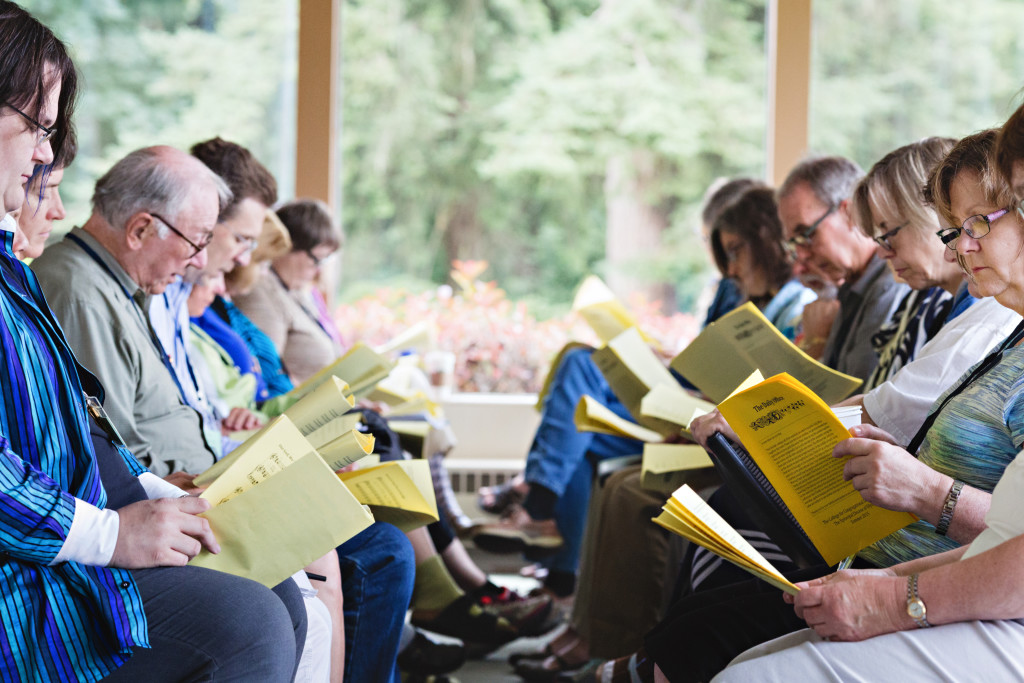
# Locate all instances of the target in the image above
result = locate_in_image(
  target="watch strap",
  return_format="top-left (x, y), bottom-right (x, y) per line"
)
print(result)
top-left (906, 573), bottom-right (931, 628)
top-left (935, 479), bottom-right (964, 536)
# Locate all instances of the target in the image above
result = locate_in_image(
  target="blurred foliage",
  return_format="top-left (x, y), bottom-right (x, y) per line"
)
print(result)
top-left (19, 0), bottom-right (298, 232)
top-left (18, 0), bottom-right (1024, 328)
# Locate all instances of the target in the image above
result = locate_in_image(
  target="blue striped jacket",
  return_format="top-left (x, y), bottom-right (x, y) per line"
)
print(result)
top-left (0, 228), bottom-right (148, 682)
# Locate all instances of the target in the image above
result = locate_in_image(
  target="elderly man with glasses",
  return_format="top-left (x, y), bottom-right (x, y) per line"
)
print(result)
top-left (32, 145), bottom-right (226, 479)
top-left (778, 156), bottom-right (909, 382)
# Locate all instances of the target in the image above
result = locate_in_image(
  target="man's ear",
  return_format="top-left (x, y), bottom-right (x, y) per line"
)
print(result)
top-left (836, 198), bottom-right (857, 232)
top-left (124, 212), bottom-right (154, 250)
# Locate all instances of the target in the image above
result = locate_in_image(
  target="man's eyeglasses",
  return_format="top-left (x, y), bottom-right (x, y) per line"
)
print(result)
top-left (785, 203), bottom-right (836, 252)
top-left (872, 224), bottom-right (905, 252)
top-left (151, 212), bottom-right (213, 257)
top-left (4, 101), bottom-right (55, 146)
top-left (936, 208), bottom-right (1008, 250)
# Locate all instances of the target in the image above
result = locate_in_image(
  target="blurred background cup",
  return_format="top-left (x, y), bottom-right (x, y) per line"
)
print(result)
top-left (424, 350), bottom-right (456, 398)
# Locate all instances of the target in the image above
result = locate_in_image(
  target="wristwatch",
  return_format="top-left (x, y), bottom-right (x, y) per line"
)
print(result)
top-left (906, 573), bottom-right (931, 628)
top-left (935, 479), bottom-right (964, 536)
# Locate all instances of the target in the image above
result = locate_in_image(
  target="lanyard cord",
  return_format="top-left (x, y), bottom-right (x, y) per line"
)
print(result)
top-left (66, 233), bottom-right (192, 403)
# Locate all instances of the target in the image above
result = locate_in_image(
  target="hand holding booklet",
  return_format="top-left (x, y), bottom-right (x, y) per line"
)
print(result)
top-left (713, 373), bottom-right (914, 566)
top-left (189, 416), bottom-right (374, 587)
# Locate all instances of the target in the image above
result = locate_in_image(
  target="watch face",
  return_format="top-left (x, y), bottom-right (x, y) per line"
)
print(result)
top-left (908, 600), bottom-right (926, 620)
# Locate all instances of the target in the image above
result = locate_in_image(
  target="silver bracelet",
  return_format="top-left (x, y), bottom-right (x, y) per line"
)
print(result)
top-left (935, 479), bottom-right (964, 537)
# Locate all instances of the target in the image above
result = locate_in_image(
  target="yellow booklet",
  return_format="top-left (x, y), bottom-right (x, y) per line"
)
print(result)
top-left (338, 459), bottom-right (439, 532)
top-left (189, 416), bottom-right (374, 587)
top-left (641, 443), bottom-right (714, 492)
top-left (287, 343), bottom-right (394, 402)
top-left (591, 327), bottom-right (680, 436)
top-left (717, 373), bottom-right (914, 566)
top-left (574, 395), bottom-right (662, 443)
top-left (639, 383), bottom-right (715, 440)
top-left (670, 302), bottom-right (862, 404)
top-left (653, 484), bottom-right (800, 594)
top-left (196, 379), bottom-right (369, 485)
top-left (572, 276), bottom-right (660, 350)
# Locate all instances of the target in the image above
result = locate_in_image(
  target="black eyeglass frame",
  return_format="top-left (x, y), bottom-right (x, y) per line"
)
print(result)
top-left (872, 224), bottom-right (905, 252)
top-left (150, 212), bottom-right (213, 258)
top-left (4, 101), bottom-right (55, 145)
top-left (935, 207), bottom-right (1009, 251)
top-left (785, 203), bottom-right (836, 252)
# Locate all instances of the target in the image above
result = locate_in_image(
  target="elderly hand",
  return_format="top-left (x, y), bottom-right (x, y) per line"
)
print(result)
top-left (833, 424), bottom-right (948, 515)
top-left (690, 409), bottom-right (739, 449)
top-left (222, 407), bottom-right (264, 433)
top-left (786, 569), bottom-right (906, 641)
top-left (111, 497), bottom-right (220, 568)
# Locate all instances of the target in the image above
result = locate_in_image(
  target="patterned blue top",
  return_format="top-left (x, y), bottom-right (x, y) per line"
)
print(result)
top-left (859, 336), bottom-right (1024, 567)
top-left (0, 224), bottom-right (148, 681)
top-left (211, 296), bottom-right (295, 399)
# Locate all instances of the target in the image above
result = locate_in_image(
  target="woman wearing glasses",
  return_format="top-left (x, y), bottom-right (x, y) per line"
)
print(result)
top-left (708, 126), bottom-right (1024, 681)
top-left (234, 198), bottom-right (342, 385)
top-left (708, 186), bottom-right (818, 340)
top-left (588, 132), bottom-right (1024, 683)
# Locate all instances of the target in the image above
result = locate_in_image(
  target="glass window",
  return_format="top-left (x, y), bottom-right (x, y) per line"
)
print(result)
top-left (20, 0), bottom-right (299, 227)
top-left (809, 0), bottom-right (1024, 167)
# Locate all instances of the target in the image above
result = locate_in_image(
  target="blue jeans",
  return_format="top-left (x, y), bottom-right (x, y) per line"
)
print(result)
top-left (524, 347), bottom-right (642, 572)
top-left (336, 522), bottom-right (415, 683)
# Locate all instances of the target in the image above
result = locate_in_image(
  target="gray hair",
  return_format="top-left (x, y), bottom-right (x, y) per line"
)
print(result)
top-left (91, 147), bottom-right (232, 232)
top-left (777, 156), bottom-right (865, 209)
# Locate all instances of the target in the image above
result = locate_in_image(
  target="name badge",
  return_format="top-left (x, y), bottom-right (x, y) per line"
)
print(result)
top-left (84, 394), bottom-right (128, 449)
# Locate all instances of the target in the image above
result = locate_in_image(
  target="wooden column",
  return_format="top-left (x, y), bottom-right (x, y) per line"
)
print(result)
top-left (766, 0), bottom-right (812, 185)
top-left (295, 0), bottom-right (340, 209)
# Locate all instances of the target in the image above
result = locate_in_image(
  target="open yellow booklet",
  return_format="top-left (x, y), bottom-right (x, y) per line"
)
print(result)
top-left (287, 343), bottom-right (394, 402)
top-left (572, 275), bottom-right (660, 350)
top-left (717, 373), bottom-right (915, 566)
top-left (196, 378), bottom-right (369, 486)
top-left (338, 459), bottom-right (439, 532)
top-left (591, 327), bottom-right (680, 436)
top-left (639, 383), bottom-right (715, 440)
top-left (574, 395), bottom-right (663, 443)
top-left (189, 416), bottom-right (374, 587)
top-left (641, 443), bottom-right (714, 492)
top-left (653, 484), bottom-right (799, 594)
top-left (670, 302), bottom-right (862, 404)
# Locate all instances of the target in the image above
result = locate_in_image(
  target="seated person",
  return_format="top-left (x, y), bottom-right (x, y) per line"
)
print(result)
top-left (12, 131), bottom-right (73, 260)
top-left (0, 5), bottom-right (304, 679)
top-left (470, 178), bottom-right (775, 602)
top-left (233, 198), bottom-right (343, 385)
top-left (714, 111), bottom-right (1024, 683)
top-left (220, 200), bottom-right (547, 653)
top-left (613, 129), bottom-right (1024, 683)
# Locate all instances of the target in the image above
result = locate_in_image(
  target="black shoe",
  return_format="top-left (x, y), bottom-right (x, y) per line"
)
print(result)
top-left (398, 627), bottom-right (467, 676)
top-left (411, 594), bottom-right (519, 654)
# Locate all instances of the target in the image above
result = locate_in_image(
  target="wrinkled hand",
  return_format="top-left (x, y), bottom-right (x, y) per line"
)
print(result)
top-left (111, 497), bottom-right (220, 568)
top-left (787, 569), bottom-right (905, 641)
top-left (222, 407), bottom-right (263, 433)
top-left (834, 425), bottom-right (944, 514)
top-left (690, 409), bottom-right (739, 448)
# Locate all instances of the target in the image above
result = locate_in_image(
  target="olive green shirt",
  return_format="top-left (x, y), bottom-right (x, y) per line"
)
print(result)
top-left (32, 227), bottom-right (216, 476)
